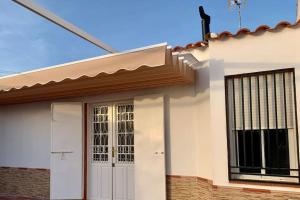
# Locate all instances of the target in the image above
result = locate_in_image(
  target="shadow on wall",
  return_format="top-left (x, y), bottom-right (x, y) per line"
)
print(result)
top-left (164, 66), bottom-right (210, 174)
top-left (209, 59), bottom-right (300, 90)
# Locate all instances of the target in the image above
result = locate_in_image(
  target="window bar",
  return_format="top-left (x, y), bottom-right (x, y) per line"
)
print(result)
top-left (241, 77), bottom-right (246, 167)
top-left (283, 72), bottom-right (290, 175)
top-left (274, 73), bottom-right (278, 129)
top-left (292, 70), bottom-right (300, 183)
top-left (232, 78), bottom-right (239, 167)
top-left (257, 75), bottom-right (264, 174)
top-left (265, 75), bottom-right (271, 170)
top-left (283, 73), bottom-right (288, 129)
top-left (273, 73), bottom-right (280, 169)
top-left (225, 78), bottom-right (232, 178)
top-left (249, 77), bottom-right (254, 167)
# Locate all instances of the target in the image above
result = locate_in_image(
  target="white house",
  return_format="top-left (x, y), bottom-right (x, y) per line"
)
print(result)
top-left (1, 9), bottom-right (300, 200)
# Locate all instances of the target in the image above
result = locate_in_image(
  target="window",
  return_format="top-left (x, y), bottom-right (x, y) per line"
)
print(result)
top-left (225, 68), bottom-right (299, 183)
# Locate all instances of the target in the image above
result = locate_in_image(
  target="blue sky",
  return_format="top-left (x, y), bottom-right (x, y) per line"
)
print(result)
top-left (0, 0), bottom-right (297, 75)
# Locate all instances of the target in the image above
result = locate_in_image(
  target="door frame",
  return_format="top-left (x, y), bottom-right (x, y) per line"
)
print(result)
top-left (83, 100), bottom-right (134, 200)
top-left (84, 103), bottom-right (88, 200)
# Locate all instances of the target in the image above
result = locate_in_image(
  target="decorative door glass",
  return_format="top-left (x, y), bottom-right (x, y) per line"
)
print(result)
top-left (92, 106), bottom-right (109, 162)
top-left (117, 104), bottom-right (134, 163)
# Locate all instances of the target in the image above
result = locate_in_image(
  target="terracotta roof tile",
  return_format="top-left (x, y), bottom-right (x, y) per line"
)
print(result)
top-left (218, 31), bottom-right (233, 39)
top-left (172, 19), bottom-right (300, 52)
top-left (172, 41), bottom-right (208, 52)
top-left (207, 19), bottom-right (300, 41)
top-left (235, 28), bottom-right (251, 35)
top-left (274, 21), bottom-right (292, 29)
top-left (254, 25), bottom-right (270, 32)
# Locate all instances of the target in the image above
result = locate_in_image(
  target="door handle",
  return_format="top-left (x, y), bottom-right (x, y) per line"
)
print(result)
top-left (51, 151), bottom-right (73, 154)
top-left (51, 151), bottom-right (73, 160)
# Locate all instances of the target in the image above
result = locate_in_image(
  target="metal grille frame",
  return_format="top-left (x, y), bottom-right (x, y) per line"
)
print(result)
top-left (225, 68), bottom-right (300, 185)
top-left (90, 102), bottom-right (135, 166)
top-left (115, 103), bottom-right (135, 164)
top-left (91, 105), bottom-right (110, 163)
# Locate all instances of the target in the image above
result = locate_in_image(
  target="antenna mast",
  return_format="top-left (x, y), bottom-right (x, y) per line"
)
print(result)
top-left (297, 0), bottom-right (299, 20)
top-left (228, 0), bottom-right (247, 29)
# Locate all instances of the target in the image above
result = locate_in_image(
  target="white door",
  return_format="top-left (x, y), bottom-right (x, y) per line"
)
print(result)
top-left (50, 102), bottom-right (83, 200)
top-left (88, 103), bottom-right (134, 200)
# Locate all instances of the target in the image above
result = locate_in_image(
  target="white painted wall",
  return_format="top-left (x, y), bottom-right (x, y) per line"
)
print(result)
top-left (209, 26), bottom-right (300, 192)
top-left (167, 48), bottom-right (212, 179)
top-left (0, 102), bottom-right (51, 169)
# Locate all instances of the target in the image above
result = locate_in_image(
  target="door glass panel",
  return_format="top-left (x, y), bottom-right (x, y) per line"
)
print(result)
top-left (117, 104), bottom-right (134, 163)
top-left (92, 106), bottom-right (109, 162)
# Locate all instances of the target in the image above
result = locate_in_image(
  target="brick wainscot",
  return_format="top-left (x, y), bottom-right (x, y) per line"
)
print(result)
top-left (167, 175), bottom-right (300, 200)
top-left (0, 167), bottom-right (49, 200)
top-left (2, 168), bottom-right (300, 200)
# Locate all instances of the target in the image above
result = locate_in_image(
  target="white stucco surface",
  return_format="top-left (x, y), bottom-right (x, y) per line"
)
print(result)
top-left (0, 102), bottom-right (51, 169)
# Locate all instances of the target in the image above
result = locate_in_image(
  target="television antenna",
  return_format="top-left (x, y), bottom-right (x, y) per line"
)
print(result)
top-left (12, 0), bottom-right (117, 53)
top-left (297, 0), bottom-right (300, 20)
top-left (228, 0), bottom-right (247, 29)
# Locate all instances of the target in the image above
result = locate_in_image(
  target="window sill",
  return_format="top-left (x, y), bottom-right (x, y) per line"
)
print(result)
top-left (229, 179), bottom-right (300, 189)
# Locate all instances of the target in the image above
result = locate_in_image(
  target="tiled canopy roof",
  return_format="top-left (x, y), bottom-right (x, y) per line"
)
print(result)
top-left (172, 19), bottom-right (300, 52)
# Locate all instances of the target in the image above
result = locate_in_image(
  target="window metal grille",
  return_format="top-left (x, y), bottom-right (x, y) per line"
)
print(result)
top-left (116, 104), bottom-right (134, 164)
top-left (225, 68), bottom-right (300, 184)
top-left (92, 106), bottom-right (109, 162)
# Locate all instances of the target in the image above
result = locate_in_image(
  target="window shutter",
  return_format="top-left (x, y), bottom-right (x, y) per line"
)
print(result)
top-left (134, 94), bottom-right (166, 200)
top-left (50, 102), bottom-right (83, 199)
top-left (234, 78), bottom-right (243, 130)
top-left (228, 72), bottom-right (295, 131)
top-left (259, 75), bottom-right (268, 129)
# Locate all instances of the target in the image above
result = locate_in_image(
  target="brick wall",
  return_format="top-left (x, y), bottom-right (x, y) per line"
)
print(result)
top-left (0, 167), bottom-right (50, 199)
top-left (167, 175), bottom-right (300, 200)
top-left (2, 168), bottom-right (300, 200)
top-left (212, 185), bottom-right (300, 200)
top-left (166, 175), bottom-right (212, 200)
